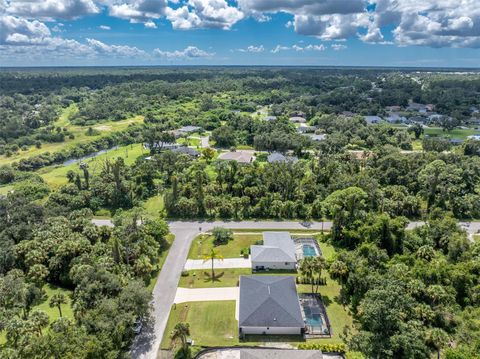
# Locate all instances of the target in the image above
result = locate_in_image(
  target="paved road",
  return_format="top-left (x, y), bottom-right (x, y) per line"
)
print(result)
top-left (90, 219), bottom-right (480, 359)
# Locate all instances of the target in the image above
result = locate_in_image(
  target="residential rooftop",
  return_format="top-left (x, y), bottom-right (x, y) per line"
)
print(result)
top-left (239, 275), bottom-right (304, 329)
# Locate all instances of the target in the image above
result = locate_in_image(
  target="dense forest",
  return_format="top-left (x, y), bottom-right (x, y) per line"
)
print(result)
top-left (1, 67), bottom-right (480, 358)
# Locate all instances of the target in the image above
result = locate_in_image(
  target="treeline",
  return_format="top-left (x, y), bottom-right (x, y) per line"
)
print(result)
top-left (162, 148), bottom-right (480, 220)
top-left (326, 212), bottom-right (480, 358)
top-left (0, 190), bottom-right (170, 358)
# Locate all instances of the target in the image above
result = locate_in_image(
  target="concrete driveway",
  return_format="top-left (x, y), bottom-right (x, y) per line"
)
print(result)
top-left (184, 258), bottom-right (251, 270)
top-left (174, 287), bottom-right (239, 304)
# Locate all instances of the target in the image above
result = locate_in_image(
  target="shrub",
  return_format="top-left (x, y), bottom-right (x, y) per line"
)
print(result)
top-left (181, 271), bottom-right (189, 277)
top-left (211, 227), bottom-right (233, 246)
top-left (297, 343), bottom-right (346, 353)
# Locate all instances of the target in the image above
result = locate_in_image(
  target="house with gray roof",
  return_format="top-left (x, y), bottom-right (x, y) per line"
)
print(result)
top-left (305, 133), bottom-right (326, 142)
top-left (171, 146), bottom-right (200, 157)
top-left (239, 276), bottom-right (305, 336)
top-left (267, 152), bottom-right (298, 164)
top-left (364, 115), bottom-right (382, 124)
top-left (290, 116), bottom-right (307, 123)
top-left (251, 232), bottom-right (297, 271)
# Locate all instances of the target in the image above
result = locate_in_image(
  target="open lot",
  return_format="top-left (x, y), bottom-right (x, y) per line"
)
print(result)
top-left (188, 234), bottom-right (262, 259)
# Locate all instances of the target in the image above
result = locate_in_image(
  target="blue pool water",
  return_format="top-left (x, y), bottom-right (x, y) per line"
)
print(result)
top-left (302, 244), bottom-right (317, 257)
top-left (305, 314), bottom-right (323, 326)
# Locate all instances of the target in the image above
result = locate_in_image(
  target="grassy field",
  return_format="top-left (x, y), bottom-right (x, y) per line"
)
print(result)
top-left (423, 127), bottom-right (478, 139)
top-left (0, 284), bottom-right (73, 345)
top-left (0, 105), bottom-right (144, 166)
top-left (161, 301), bottom-right (238, 350)
top-left (188, 234), bottom-right (262, 259)
top-left (142, 194), bottom-right (165, 218)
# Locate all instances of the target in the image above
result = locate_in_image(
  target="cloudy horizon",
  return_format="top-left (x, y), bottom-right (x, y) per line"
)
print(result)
top-left (1, 0), bottom-right (480, 67)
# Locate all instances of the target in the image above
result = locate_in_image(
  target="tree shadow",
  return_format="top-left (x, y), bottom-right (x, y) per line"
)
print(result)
top-left (320, 294), bottom-right (332, 307)
top-left (203, 271), bottom-right (225, 283)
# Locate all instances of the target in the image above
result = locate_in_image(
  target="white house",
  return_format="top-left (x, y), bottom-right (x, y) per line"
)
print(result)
top-left (250, 232), bottom-right (297, 271)
top-left (238, 276), bottom-right (305, 337)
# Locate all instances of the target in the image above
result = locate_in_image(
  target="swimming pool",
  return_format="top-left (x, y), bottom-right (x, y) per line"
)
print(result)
top-left (305, 314), bottom-right (323, 327)
top-left (302, 244), bottom-right (317, 257)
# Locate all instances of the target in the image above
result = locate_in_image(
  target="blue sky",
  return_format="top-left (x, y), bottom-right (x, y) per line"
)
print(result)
top-left (1, 0), bottom-right (480, 67)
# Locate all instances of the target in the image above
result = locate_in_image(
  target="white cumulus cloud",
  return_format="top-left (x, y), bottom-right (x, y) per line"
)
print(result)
top-left (153, 45), bottom-right (213, 58)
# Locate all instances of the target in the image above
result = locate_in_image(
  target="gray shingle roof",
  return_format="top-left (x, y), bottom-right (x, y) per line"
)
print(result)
top-left (240, 349), bottom-right (323, 359)
top-left (171, 146), bottom-right (200, 156)
top-left (267, 152), bottom-right (298, 164)
top-left (239, 276), bottom-right (304, 328)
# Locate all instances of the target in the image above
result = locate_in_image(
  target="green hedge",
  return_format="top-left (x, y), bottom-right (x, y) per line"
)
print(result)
top-left (297, 343), bottom-right (346, 353)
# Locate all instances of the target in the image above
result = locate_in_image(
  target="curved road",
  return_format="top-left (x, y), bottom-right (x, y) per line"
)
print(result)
top-left (90, 219), bottom-right (479, 359)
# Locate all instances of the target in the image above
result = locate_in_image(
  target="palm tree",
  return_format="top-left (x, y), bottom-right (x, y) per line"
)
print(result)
top-left (171, 322), bottom-right (190, 354)
top-left (311, 256), bottom-right (326, 293)
top-left (299, 257), bottom-right (315, 293)
top-left (49, 293), bottom-right (67, 317)
top-left (203, 248), bottom-right (223, 280)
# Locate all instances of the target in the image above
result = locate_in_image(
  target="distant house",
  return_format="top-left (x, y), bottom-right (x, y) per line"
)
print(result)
top-left (348, 150), bottom-right (374, 160)
top-left (289, 116), bottom-right (306, 123)
top-left (218, 151), bottom-right (254, 164)
top-left (238, 276), bottom-right (304, 337)
top-left (251, 232), bottom-right (297, 271)
top-left (144, 142), bottom-right (180, 152)
top-left (341, 111), bottom-right (355, 117)
top-left (297, 125), bottom-right (317, 134)
top-left (385, 113), bottom-right (407, 123)
top-left (174, 126), bottom-right (202, 137)
top-left (407, 102), bottom-right (433, 114)
top-left (267, 152), bottom-right (298, 164)
top-left (450, 138), bottom-right (464, 146)
top-left (172, 146), bottom-right (200, 157)
top-left (264, 115), bottom-right (277, 121)
top-left (467, 134), bottom-right (480, 141)
top-left (238, 349), bottom-right (323, 359)
top-left (290, 111), bottom-right (306, 118)
top-left (470, 106), bottom-right (479, 114)
top-left (306, 133), bottom-right (326, 142)
top-left (364, 115), bottom-right (382, 124)
top-left (385, 105), bottom-right (402, 112)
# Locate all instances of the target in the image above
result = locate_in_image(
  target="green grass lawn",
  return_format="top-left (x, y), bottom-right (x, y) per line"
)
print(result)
top-left (179, 268), bottom-right (251, 288)
top-left (0, 184), bottom-right (13, 196)
top-left (161, 301), bottom-right (238, 350)
top-left (423, 127), bottom-right (478, 139)
top-left (142, 194), bottom-right (165, 218)
top-left (188, 234), bottom-right (262, 259)
top-left (0, 106), bottom-right (143, 166)
top-left (179, 268), bottom-right (298, 288)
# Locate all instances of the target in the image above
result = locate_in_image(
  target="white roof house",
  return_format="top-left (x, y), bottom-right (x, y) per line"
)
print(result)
top-left (251, 232), bottom-right (297, 271)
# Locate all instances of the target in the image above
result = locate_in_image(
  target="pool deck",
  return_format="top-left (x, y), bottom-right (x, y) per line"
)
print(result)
top-left (294, 237), bottom-right (323, 260)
